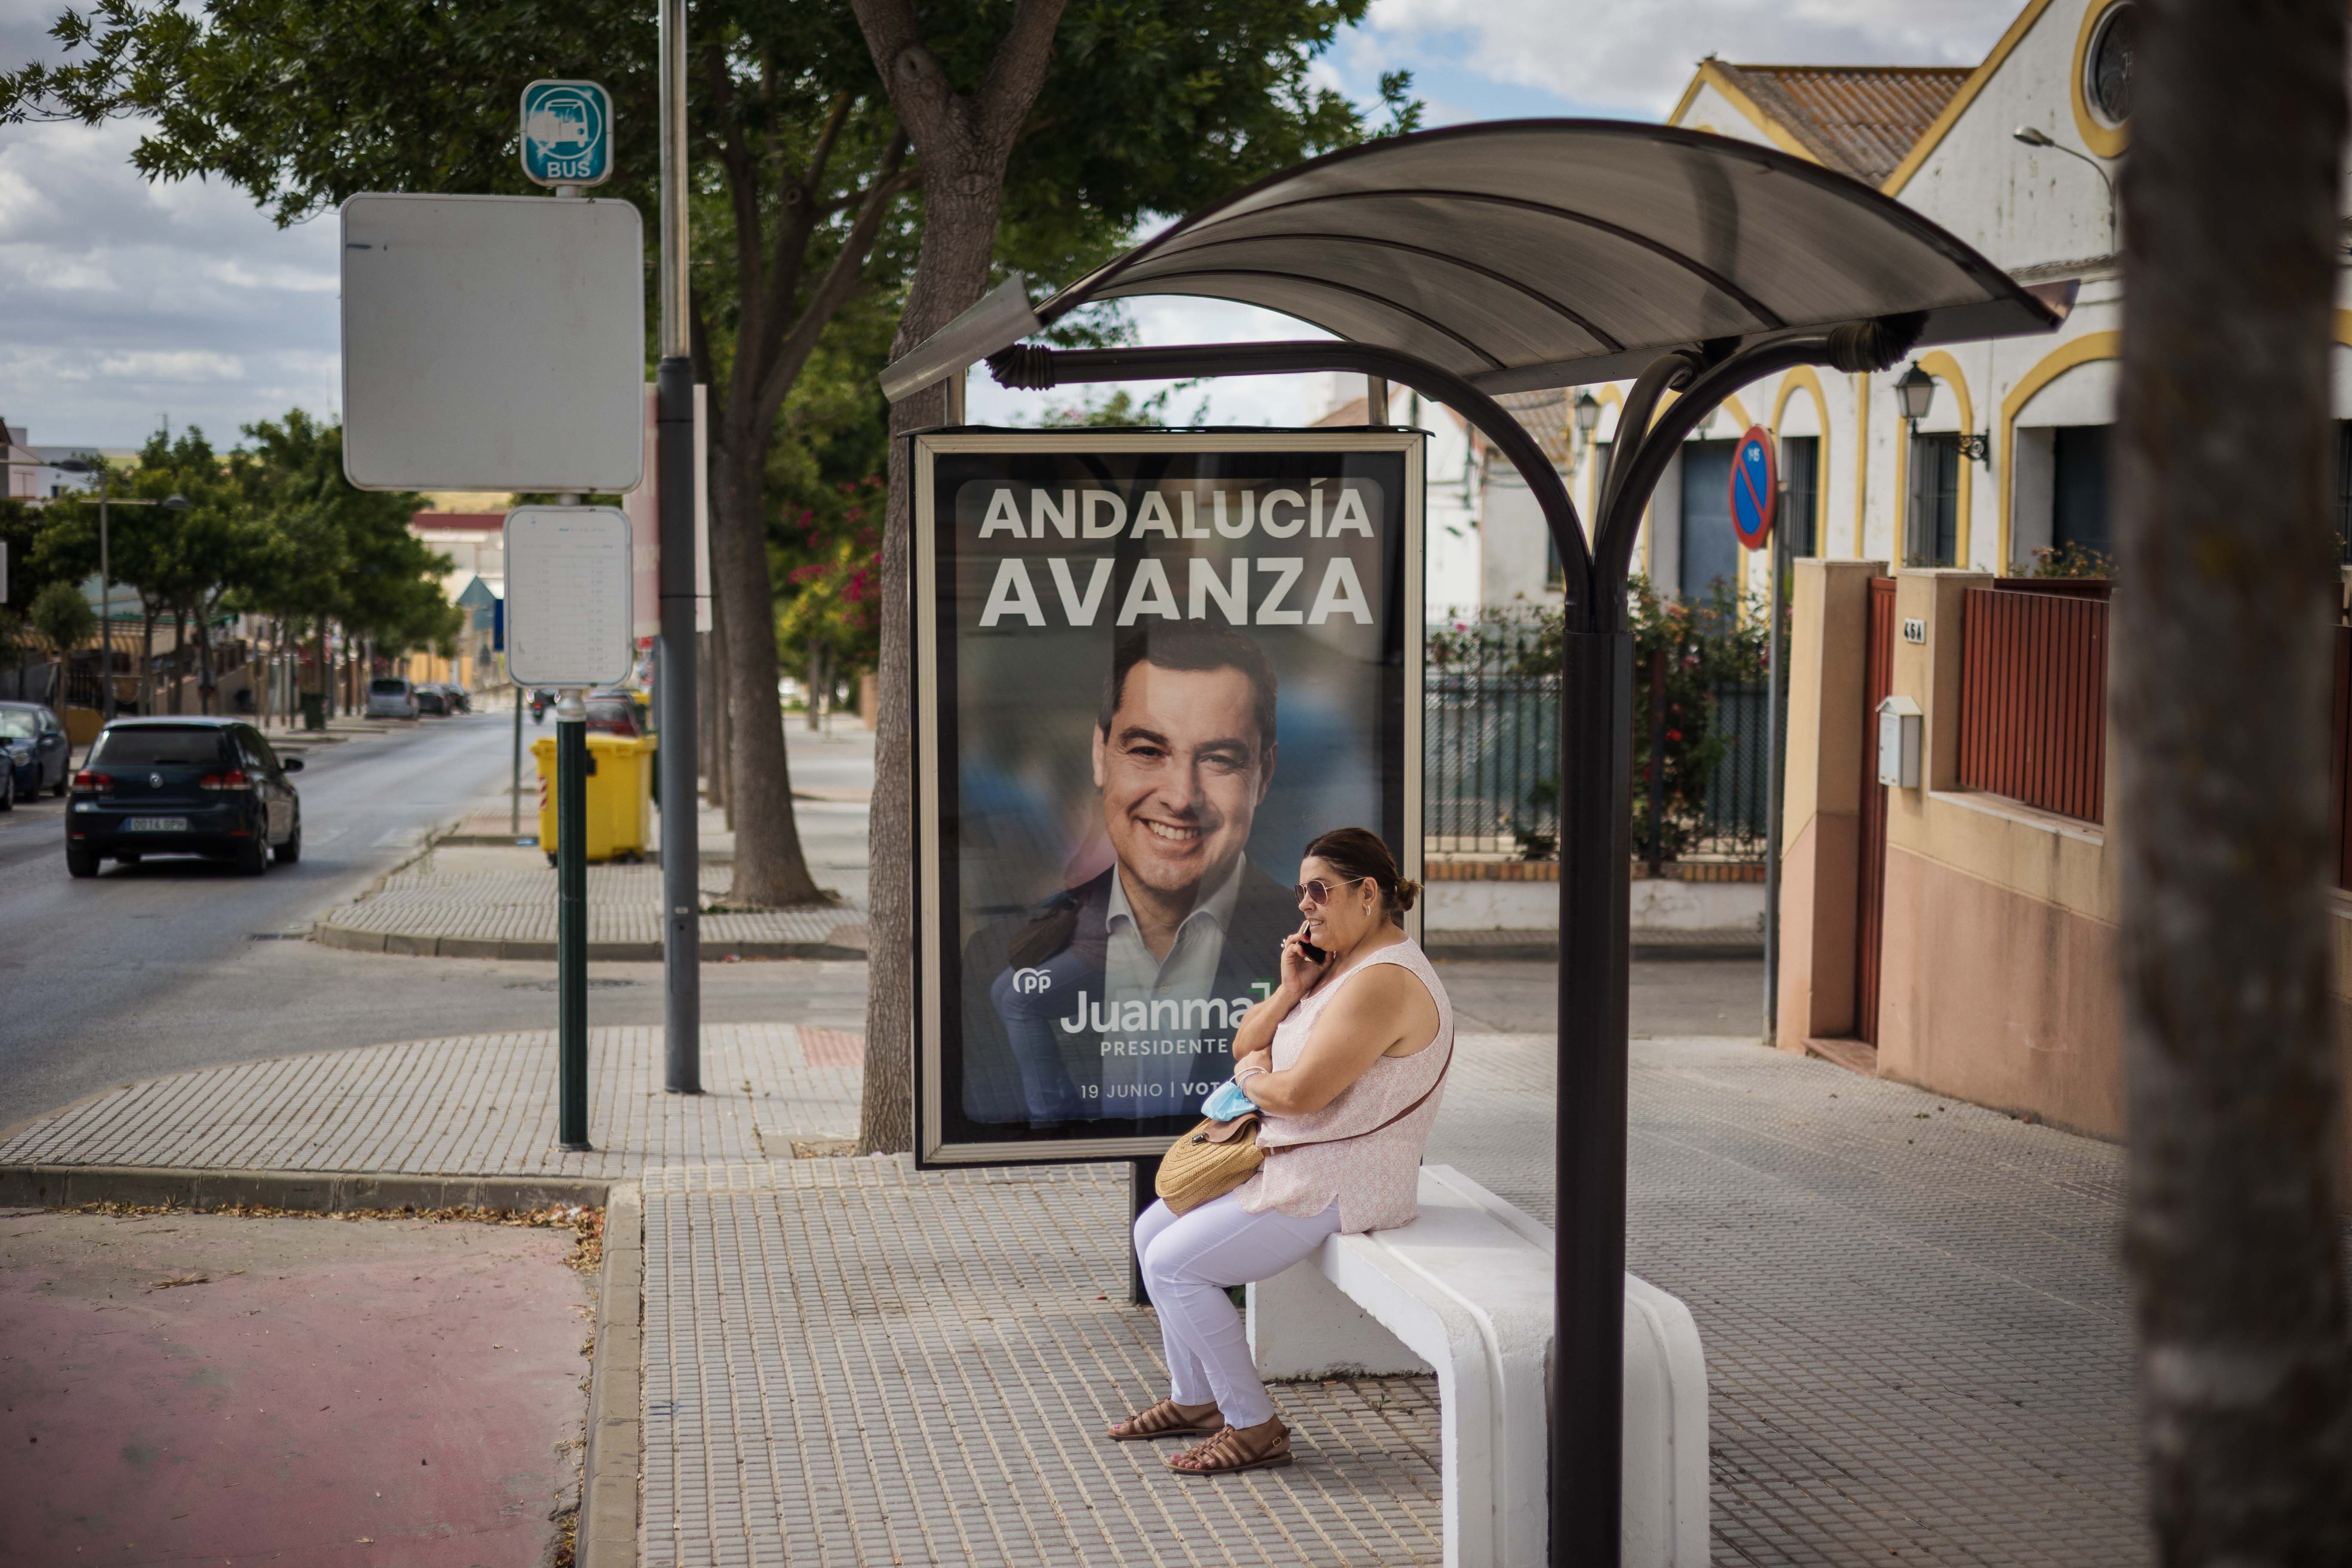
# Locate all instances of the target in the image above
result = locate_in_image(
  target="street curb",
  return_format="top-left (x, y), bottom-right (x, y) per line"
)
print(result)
top-left (0, 1164), bottom-right (608, 1213)
top-left (309, 919), bottom-right (865, 963)
top-left (579, 1181), bottom-right (643, 1568)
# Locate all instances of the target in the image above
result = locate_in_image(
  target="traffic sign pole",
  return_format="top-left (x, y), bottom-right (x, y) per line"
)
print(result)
top-left (556, 689), bottom-right (592, 1150)
top-left (656, 0), bottom-right (701, 1097)
top-left (1727, 425), bottom-right (1785, 1050)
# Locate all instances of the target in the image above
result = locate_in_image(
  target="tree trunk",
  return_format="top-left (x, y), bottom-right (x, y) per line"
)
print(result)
top-left (711, 440), bottom-right (822, 905)
top-left (709, 534), bottom-right (735, 828)
top-left (852, 0), bottom-right (1068, 1153)
top-left (2113, 3), bottom-right (2352, 1562)
top-left (805, 645), bottom-right (828, 730)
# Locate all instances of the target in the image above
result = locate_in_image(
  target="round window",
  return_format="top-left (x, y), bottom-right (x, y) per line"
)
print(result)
top-left (2085, 2), bottom-right (2138, 126)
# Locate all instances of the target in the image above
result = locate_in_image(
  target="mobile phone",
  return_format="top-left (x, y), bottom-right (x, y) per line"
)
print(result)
top-left (1296, 940), bottom-right (1327, 964)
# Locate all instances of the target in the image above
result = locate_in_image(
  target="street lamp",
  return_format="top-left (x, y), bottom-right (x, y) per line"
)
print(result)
top-left (2013, 125), bottom-right (2118, 252)
top-left (53, 456), bottom-right (189, 722)
top-left (1573, 390), bottom-right (1601, 437)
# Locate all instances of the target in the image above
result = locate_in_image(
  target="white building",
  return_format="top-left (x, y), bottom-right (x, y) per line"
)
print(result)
top-left (1609, 0), bottom-right (2142, 597)
top-left (1400, 0), bottom-right (2169, 611)
top-left (1309, 372), bottom-right (1483, 619)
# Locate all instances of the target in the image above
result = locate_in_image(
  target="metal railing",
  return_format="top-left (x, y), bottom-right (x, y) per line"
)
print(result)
top-left (1957, 585), bottom-right (2109, 824)
top-left (1424, 614), bottom-right (1769, 863)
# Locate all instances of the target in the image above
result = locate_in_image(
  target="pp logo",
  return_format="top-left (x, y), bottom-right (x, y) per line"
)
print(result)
top-left (1011, 967), bottom-right (1053, 994)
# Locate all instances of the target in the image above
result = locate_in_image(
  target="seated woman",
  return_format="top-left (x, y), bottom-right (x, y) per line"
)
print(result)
top-left (1108, 827), bottom-right (1453, 1476)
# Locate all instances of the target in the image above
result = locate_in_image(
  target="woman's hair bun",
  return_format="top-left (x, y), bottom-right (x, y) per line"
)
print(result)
top-left (1303, 827), bottom-right (1417, 922)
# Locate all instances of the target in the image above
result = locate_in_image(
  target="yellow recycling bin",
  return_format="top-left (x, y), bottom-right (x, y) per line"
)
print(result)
top-left (532, 732), bottom-right (658, 863)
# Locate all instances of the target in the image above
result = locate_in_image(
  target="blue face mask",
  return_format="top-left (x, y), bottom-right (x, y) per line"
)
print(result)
top-left (1200, 1078), bottom-right (1257, 1121)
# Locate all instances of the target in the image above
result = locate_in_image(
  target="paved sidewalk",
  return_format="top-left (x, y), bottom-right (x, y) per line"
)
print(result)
top-left (328, 725), bottom-right (877, 960)
top-left (0, 1020), bottom-right (2160, 1565)
top-left (315, 858), bottom-right (868, 960)
top-left (0, 1024), bottom-right (863, 1179)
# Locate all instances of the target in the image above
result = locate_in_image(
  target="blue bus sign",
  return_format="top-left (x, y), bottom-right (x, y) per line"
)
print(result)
top-left (1729, 426), bottom-right (1777, 551)
top-left (520, 80), bottom-right (612, 188)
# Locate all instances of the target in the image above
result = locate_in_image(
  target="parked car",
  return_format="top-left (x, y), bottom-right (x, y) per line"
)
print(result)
top-left (413, 683), bottom-right (450, 717)
top-left (584, 688), bottom-right (646, 737)
top-left (530, 689), bottom-right (556, 723)
top-left (438, 683), bottom-right (472, 714)
top-left (66, 718), bottom-right (303, 878)
top-left (365, 677), bottom-right (420, 720)
top-left (0, 701), bottom-right (73, 806)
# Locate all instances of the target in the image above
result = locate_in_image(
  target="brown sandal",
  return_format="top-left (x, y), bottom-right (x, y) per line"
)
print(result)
top-left (1106, 1399), bottom-right (1225, 1442)
top-left (1164, 1418), bottom-right (1294, 1475)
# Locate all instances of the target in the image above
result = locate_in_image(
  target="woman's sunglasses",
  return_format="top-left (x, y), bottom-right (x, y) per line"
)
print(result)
top-left (1292, 875), bottom-right (1370, 907)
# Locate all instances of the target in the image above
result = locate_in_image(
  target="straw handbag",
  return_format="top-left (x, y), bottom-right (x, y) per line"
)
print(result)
top-left (1154, 1048), bottom-right (1453, 1216)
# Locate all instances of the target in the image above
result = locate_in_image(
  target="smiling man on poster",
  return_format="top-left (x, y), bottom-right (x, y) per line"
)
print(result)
top-left (964, 621), bottom-right (1302, 1125)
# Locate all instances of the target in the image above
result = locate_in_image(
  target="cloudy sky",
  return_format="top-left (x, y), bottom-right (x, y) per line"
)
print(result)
top-left (0, 0), bottom-right (2018, 450)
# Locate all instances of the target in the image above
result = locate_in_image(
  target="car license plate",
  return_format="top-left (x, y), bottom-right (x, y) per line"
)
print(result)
top-left (126, 817), bottom-right (189, 833)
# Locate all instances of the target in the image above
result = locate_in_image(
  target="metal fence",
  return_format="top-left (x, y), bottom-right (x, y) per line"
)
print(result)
top-left (1424, 617), bottom-right (1770, 863)
top-left (1957, 586), bottom-right (2108, 824)
top-left (1424, 635), bottom-right (1559, 857)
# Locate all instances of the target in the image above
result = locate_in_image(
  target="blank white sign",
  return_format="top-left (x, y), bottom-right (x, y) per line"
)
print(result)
top-left (504, 506), bottom-right (635, 686)
top-left (341, 193), bottom-right (644, 493)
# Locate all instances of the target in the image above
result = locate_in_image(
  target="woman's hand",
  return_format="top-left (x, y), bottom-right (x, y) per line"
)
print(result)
top-left (1234, 1047), bottom-right (1272, 1078)
top-left (1277, 925), bottom-right (1328, 996)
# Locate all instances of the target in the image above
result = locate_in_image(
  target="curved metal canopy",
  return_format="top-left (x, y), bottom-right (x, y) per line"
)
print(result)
top-left (882, 118), bottom-right (2071, 401)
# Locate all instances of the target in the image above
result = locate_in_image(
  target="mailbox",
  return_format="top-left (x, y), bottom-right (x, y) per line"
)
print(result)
top-left (1877, 695), bottom-right (1922, 789)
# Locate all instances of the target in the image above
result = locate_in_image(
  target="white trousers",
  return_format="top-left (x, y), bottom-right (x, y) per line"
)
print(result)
top-left (1134, 1190), bottom-right (1342, 1429)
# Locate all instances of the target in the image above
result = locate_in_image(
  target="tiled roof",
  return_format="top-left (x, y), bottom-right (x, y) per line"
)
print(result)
top-left (1493, 390), bottom-right (1569, 466)
top-left (1709, 63), bottom-right (1972, 187)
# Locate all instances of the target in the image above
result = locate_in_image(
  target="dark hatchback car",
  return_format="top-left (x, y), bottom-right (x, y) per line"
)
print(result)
top-left (0, 701), bottom-right (72, 805)
top-left (66, 718), bottom-right (303, 878)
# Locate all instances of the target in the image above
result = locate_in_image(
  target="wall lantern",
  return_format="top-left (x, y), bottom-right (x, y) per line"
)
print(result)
top-left (1573, 390), bottom-right (1602, 437)
top-left (1894, 362), bottom-right (1936, 425)
top-left (1894, 362), bottom-right (1989, 463)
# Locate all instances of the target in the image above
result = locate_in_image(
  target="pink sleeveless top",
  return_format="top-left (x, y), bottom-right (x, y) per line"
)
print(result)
top-left (1236, 938), bottom-right (1453, 1233)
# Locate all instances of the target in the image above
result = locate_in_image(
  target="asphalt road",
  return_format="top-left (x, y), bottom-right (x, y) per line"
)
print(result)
top-left (0, 713), bottom-right (867, 1133)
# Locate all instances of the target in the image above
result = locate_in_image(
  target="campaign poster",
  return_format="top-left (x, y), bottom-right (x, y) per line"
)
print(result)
top-left (913, 431), bottom-right (1423, 1167)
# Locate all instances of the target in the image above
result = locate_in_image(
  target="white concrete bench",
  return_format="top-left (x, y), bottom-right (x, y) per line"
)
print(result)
top-left (1247, 1165), bottom-right (1708, 1568)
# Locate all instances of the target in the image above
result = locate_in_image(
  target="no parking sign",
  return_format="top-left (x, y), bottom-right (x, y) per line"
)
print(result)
top-left (1730, 426), bottom-right (1776, 550)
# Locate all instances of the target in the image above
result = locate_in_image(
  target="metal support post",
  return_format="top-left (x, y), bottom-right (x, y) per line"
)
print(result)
top-left (656, 0), bottom-right (701, 1096)
top-left (1129, 1155), bottom-right (1163, 1306)
top-left (1762, 521), bottom-right (1789, 1044)
top-left (1553, 628), bottom-right (1633, 1565)
top-left (98, 473), bottom-right (113, 723)
top-left (658, 363), bottom-right (701, 1094)
top-left (511, 684), bottom-right (524, 837)
top-left (557, 691), bottom-right (592, 1150)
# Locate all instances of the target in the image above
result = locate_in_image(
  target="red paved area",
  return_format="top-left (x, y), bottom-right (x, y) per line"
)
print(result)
top-left (0, 1207), bottom-right (592, 1567)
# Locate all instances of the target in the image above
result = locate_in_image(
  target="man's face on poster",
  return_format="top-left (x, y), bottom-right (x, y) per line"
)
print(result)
top-left (1091, 660), bottom-right (1275, 906)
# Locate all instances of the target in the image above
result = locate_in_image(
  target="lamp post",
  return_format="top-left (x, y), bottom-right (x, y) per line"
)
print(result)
top-left (2013, 126), bottom-right (2118, 253)
top-left (53, 457), bottom-right (188, 725)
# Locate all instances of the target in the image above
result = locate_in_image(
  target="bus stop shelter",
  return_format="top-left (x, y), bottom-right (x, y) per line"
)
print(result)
top-left (882, 117), bottom-right (2071, 1567)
